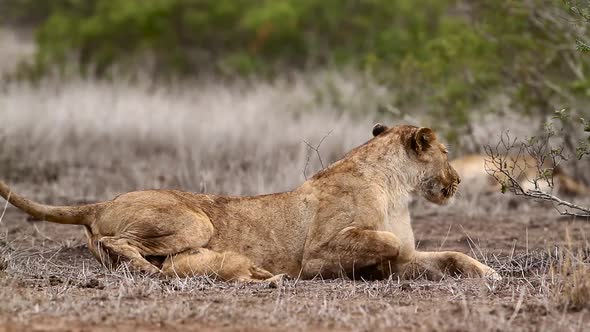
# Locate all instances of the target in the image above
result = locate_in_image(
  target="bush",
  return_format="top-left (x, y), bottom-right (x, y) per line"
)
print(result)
top-left (25, 0), bottom-right (457, 75)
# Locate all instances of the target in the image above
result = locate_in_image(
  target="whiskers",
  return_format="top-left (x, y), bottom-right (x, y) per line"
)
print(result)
top-left (441, 181), bottom-right (459, 198)
top-left (445, 144), bottom-right (455, 154)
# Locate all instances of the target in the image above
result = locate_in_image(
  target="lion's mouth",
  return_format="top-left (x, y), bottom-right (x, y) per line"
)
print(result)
top-left (421, 178), bottom-right (459, 204)
top-left (440, 182), bottom-right (458, 198)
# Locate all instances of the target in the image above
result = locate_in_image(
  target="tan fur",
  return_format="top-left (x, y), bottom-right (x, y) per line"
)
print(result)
top-left (451, 154), bottom-right (590, 196)
top-left (0, 125), bottom-right (500, 282)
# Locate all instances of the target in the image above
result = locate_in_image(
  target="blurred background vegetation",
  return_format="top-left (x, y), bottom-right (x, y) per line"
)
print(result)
top-left (0, 0), bottom-right (589, 143)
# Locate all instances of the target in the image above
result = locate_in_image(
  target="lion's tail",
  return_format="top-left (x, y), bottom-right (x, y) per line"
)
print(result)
top-left (0, 180), bottom-right (95, 225)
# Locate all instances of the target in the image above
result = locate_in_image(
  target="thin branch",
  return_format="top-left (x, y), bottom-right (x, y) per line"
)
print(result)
top-left (484, 130), bottom-right (590, 218)
top-left (302, 130), bottom-right (333, 180)
top-left (525, 189), bottom-right (590, 217)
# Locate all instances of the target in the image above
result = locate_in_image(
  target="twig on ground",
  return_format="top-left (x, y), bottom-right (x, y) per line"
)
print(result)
top-left (33, 224), bottom-right (59, 243)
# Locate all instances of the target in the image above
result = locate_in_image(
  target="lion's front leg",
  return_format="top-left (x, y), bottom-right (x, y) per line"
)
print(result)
top-left (301, 227), bottom-right (401, 279)
top-left (399, 251), bottom-right (501, 281)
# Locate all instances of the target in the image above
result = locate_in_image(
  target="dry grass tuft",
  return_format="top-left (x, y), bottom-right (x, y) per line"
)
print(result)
top-left (560, 265), bottom-right (590, 311)
top-left (552, 249), bottom-right (590, 311)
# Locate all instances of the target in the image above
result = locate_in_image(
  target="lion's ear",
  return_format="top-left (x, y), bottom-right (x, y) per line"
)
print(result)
top-left (372, 123), bottom-right (389, 137)
top-left (411, 127), bottom-right (437, 153)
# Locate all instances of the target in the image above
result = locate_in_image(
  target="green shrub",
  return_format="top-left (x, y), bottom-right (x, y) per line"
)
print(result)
top-left (27, 0), bottom-right (457, 75)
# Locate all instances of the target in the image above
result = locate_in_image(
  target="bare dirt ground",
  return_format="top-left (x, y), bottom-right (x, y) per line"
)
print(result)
top-left (1, 198), bottom-right (589, 332)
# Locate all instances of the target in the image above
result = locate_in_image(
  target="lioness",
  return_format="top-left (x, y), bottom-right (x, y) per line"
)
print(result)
top-left (0, 124), bottom-right (499, 282)
top-left (451, 154), bottom-right (590, 196)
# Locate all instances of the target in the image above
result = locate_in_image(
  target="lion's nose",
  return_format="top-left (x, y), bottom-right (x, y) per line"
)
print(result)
top-left (457, 177), bottom-right (461, 184)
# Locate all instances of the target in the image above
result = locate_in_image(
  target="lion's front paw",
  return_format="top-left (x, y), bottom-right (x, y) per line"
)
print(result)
top-left (483, 267), bottom-right (502, 282)
top-left (249, 266), bottom-right (275, 280)
top-left (266, 273), bottom-right (287, 288)
top-left (462, 262), bottom-right (502, 281)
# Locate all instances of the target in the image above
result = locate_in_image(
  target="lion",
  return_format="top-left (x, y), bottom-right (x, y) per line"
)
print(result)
top-left (450, 154), bottom-right (590, 196)
top-left (0, 124), bottom-right (500, 282)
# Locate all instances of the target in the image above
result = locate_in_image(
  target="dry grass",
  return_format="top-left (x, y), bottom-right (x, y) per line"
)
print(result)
top-left (551, 240), bottom-right (590, 312)
top-left (2, 75), bottom-right (582, 213)
top-left (0, 30), bottom-right (34, 76)
top-left (0, 219), bottom-right (588, 331)
top-left (0, 75), bottom-right (384, 202)
top-left (557, 260), bottom-right (590, 311)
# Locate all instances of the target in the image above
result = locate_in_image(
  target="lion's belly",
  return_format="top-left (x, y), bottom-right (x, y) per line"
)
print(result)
top-left (195, 188), bottom-right (322, 277)
top-left (203, 197), bottom-right (310, 277)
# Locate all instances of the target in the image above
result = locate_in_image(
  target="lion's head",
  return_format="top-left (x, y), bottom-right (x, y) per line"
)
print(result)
top-left (372, 124), bottom-right (460, 205)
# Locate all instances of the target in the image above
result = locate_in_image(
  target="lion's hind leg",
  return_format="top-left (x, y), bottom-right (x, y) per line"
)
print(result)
top-left (162, 249), bottom-right (275, 282)
top-left (99, 236), bottom-right (160, 274)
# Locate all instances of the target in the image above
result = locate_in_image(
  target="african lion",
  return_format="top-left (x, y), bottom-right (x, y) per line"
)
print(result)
top-left (451, 154), bottom-right (590, 196)
top-left (0, 124), bottom-right (500, 282)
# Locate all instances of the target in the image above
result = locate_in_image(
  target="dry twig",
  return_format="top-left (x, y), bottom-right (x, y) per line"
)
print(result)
top-left (303, 130), bottom-right (333, 179)
top-left (485, 131), bottom-right (589, 217)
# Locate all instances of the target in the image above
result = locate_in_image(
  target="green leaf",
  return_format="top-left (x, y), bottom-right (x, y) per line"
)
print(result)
top-left (576, 39), bottom-right (590, 53)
